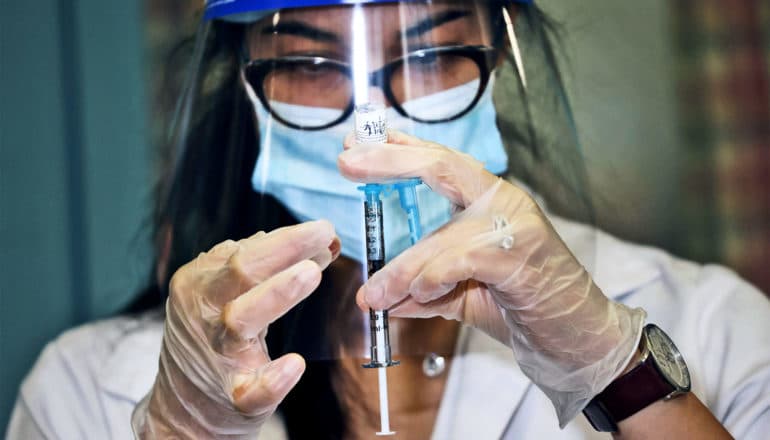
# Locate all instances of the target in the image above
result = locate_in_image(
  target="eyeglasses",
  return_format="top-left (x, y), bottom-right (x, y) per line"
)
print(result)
top-left (243, 45), bottom-right (498, 131)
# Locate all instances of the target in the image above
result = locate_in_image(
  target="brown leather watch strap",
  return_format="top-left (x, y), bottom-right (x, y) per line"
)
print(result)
top-left (583, 357), bottom-right (674, 431)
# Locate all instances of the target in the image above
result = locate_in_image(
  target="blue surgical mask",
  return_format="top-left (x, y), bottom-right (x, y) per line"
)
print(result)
top-left (249, 80), bottom-right (508, 263)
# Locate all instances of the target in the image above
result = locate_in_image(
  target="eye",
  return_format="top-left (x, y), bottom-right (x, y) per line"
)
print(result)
top-left (282, 58), bottom-right (343, 83)
top-left (412, 49), bottom-right (440, 67)
top-left (297, 62), bottom-right (332, 76)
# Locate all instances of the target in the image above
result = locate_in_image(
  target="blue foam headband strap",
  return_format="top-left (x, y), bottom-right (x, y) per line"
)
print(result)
top-left (205, 0), bottom-right (534, 22)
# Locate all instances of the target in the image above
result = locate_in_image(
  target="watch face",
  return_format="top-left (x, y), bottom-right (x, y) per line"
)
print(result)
top-left (647, 325), bottom-right (691, 390)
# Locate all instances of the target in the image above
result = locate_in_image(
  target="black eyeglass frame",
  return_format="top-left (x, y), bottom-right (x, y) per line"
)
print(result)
top-left (243, 45), bottom-right (498, 131)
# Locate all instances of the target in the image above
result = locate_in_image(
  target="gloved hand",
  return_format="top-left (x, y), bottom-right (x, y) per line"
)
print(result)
top-left (338, 131), bottom-right (646, 427)
top-left (132, 221), bottom-right (339, 439)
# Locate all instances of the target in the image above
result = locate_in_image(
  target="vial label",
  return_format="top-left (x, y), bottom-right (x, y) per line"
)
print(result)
top-left (355, 103), bottom-right (388, 144)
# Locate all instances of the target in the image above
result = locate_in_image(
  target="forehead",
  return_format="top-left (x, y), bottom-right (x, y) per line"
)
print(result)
top-left (246, 1), bottom-right (493, 48)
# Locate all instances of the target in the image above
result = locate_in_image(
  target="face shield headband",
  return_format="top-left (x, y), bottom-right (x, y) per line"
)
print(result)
top-left (205, 0), bottom-right (534, 23)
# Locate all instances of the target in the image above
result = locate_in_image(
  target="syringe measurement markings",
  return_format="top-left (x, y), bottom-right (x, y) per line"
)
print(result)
top-left (356, 103), bottom-right (396, 435)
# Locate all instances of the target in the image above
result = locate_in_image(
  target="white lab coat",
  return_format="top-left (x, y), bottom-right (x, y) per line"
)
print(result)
top-left (7, 216), bottom-right (770, 439)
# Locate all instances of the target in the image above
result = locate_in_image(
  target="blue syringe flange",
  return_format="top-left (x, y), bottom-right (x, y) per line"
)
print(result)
top-left (393, 178), bottom-right (424, 244)
top-left (392, 178), bottom-right (422, 205)
top-left (358, 179), bottom-right (425, 245)
top-left (359, 183), bottom-right (397, 204)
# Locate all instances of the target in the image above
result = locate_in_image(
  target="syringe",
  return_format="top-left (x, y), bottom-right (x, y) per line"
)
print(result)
top-left (355, 103), bottom-right (399, 436)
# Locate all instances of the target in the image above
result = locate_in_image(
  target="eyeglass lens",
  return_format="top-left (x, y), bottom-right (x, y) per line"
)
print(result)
top-left (251, 48), bottom-right (486, 129)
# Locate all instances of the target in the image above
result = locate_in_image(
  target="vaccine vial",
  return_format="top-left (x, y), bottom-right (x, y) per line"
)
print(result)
top-left (355, 103), bottom-right (388, 144)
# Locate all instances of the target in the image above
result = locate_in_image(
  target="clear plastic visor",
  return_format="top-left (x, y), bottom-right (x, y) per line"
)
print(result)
top-left (239, 2), bottom-right (513, 364)
top-left (165, 1), bottom-right (597, 368)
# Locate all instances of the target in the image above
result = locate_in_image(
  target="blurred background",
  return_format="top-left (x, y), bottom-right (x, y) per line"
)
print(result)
top-left (1, 0), bottom-right (768, 433)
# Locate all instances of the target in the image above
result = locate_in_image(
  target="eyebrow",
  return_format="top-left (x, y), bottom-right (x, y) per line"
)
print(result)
top-left (403, 9), bottom-right (472, 39)
top-left (260, 21), bottom-right (341, 43)
top-left (260, 9), bottom-right (473, 44)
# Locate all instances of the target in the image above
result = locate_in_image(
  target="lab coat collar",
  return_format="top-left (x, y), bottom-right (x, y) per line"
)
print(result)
top-left (98, 312), bottom-right (163, 403)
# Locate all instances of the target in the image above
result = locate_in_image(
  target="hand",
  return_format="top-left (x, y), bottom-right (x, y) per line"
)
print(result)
top-left (132, 221), bottom-right (340, 439)
top-left (338, 131), bottom-right (645, 426)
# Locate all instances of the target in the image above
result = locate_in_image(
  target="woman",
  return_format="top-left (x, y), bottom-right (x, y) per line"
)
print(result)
top-left (8, 1), bottom-right (770, 439)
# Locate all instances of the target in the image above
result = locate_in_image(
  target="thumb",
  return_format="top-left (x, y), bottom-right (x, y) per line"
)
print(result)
top-left (232, 354), bottom-right (306, 414)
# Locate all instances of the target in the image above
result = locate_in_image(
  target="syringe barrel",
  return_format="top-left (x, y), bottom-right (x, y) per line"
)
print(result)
top-left (369, 309), bottom-right (393, 364)
top-left (357, 104), bottom-right (399, 369)
top-left (364, 196), bottom-right (385, 276)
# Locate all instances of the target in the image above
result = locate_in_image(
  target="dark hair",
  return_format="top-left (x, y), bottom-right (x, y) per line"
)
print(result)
top-left (127, 3), bottom-right (583, 438)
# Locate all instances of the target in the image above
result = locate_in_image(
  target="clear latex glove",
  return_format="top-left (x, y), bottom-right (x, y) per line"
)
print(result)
top-left (132, 221), bottom-right (340, 439)
top-left (338, 131), bottom-right (646, 427)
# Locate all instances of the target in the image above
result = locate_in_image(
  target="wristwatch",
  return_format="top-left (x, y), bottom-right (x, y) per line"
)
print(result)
top-left (583, 324), bottom-right (691, 432)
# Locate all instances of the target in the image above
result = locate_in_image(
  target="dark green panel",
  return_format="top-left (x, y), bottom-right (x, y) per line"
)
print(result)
top-left (1, 0), bottom-right (152, 433)
top-left (76, 0), bottom-right (151, 317)
top-left (0, 0), bottom-right (76, 432)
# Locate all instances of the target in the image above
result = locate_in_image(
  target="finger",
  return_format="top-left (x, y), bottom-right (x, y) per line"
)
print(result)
top-left (409, 230), bottom-right (528, 304)
top-left (232, 353), bottom-right (305, 414)
top-left (205, 231), bottom-right (266, 261)
top-left (385, 129), bottom-right (430, 146)
top-left (223, 260), bottom-right (323, 340)
top-left (246, 230), bottom-right (269, 240)
top-left (210, 327), bottom-right (272, 370)
top-left (387, 290), bottom-right (465, 321)
top-left (390, 280), bottom-right (513, 344)
top-left (310, 236), bottom-right (341, 269)
top-left (187, 222), bottom-right (334, 309)
top-left (191, 239), bottom-right (242, 271)
top-left (358, 216), bottom-right (485, 310)
top-left (342, 129), bottom-right (428, 151)
top-left (356, 246), bottom-right (433, 311)
top-left (342, 131), bottom-right (356, 150)
top-left (234, 220), bottom-right (337, 282)
top-left (409, 247), bottom-right (492, 303)
top-left (338, 135), bottom-right (498, 207)
top-left (357, 221), bottom-right (456, 310)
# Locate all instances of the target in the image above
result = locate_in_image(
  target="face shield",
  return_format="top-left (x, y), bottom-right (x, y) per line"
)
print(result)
top-left (162, 0), bottom-right (597, 371)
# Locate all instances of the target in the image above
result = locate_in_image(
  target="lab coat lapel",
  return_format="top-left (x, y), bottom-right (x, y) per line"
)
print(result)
top-left (432, 326), bottom-right (532, 440)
